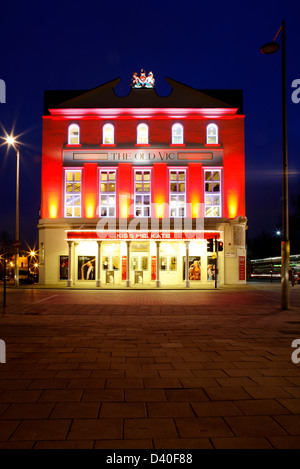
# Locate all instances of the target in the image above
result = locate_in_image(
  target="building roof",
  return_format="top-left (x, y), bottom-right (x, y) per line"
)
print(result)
top-left (44, 77), bottom-right (243, 115)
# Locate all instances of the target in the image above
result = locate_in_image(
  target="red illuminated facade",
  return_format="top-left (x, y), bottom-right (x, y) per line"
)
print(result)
top-left (38, 76), bottom-right (247, 287)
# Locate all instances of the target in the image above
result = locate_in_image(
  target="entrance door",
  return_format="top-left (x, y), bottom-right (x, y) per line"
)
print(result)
top-left (131, 254), bottom-right (149, 284)
top-left (102, 255), bottom-right (120, 284)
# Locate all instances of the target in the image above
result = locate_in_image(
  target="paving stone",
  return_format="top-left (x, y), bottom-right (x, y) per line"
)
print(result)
top-left (212, 437), bottom-right (273, 449)
top-left (94, 439), bottom-right (153, 449)
top-left (124, 418), bottom-right (177, 439)
top-left (224, 416), bottom-right (288, 437)
top-left (125, 389), bottom-right (166, 402)
top-left (68, 419), bottom-right (123, 440)
top-left (10, 419), bottom-right (71, 441)
top-left (50, 402), bottom-right (100, 419)
top-left (34, 440), bottom-right (94, 449)
top-left (165, 388), bottom-right (208, 402)
top-left (81, 389), bottom-right (124, 402)
top-left (0, 420), bottom-right (20, 441)
top-left (100, 403), bottom-right (146, 418)
top-left (175, 417), bottom-right (233, 438)
top-left (234, 399), bottom-right (290, 415)
top-left (191, 401), bottom-right (242, 417)
top-left (272, 415), bottom-right (300, 435)
top-left (153, 438), bottom-right (213, 449)
top-left (147, 402), bottom-right (195, 418)
top-left (1, 403), bottom-right (54, 420)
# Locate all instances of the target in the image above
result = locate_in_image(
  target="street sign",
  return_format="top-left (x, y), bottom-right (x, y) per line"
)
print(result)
top-left (13, 240), bottom-right (21, 248)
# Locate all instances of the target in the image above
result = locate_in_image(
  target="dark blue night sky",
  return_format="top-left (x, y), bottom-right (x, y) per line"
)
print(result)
top-left (0, 0), bottom-right (299, 249)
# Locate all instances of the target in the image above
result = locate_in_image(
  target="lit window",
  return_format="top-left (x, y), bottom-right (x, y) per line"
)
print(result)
top-left (103, 124), bottom-right (114, 144)
top-left (204, 169), bottom-right (221, 217)
top-left (169, 169), bottom-right (186, 217)
top-left (99, 170), bottom-right (116, 217)
top-left (172, 123), bottom-right (184, 144)
top-left (160, 256), bottom-right (177, 271)
top-left (206, 124), bottom-right (218, 144)
top-left (65, 170), bottom-right (82, 217)
top-left (68, 124), bottom-right (80, 145)
top-left (134, 169), bottom-right (151, 217)
top-left (137, 123), bottom-right (149, 144)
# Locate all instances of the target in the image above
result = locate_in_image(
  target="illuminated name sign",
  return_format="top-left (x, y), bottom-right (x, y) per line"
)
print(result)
top-left (66, 231), bottom-right (220, 240)
top-left (71, 150), bottom-right (216, 163)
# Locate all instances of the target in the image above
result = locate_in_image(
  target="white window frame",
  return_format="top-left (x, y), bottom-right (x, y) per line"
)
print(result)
top-left (64, 169), bottom-right (82, 218)
top-left (134, 168), bottom-right (151, 217)
top-left (102, 123), bottom-right (115, 145)
top-left (206, 123), bottom-right (218, 144)
top-left (137, 123), bottom-right (149, 144)
top-left (99, 169), bottom-right (117, 217)
top-left (169, 168), bottom-right (186, 218)
top-left (68, 124), bottom-right (80, 145)
top-left (172, 123), bottom-right (184, 144)
top-left (204, 168), bottom-right (222, 218)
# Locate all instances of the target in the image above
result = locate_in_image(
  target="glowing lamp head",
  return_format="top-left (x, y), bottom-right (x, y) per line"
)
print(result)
top-left (6, 136), bottom-right (16, 145)
top-left (30, 251), bottom-right (35, 257)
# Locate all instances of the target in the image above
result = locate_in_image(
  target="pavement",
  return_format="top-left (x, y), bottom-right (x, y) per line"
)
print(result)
top-left (0, 283), bottom-right (300, 449)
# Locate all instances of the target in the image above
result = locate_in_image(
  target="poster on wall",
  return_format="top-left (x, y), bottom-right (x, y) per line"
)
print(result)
top-left (106, 271), bottom-right (114, 284)
top-left (183, 257), bottom-right (201, 280)
top-left (239, 256), bottom-right (246, 281)
top-left (207, 257), bottom-right (216, 281)
top-left (59, 256), bottom-right (68, 280)
top-left (135, 271), bottom-right (143, 284)
top-left (78, 256), bottom-right (95, 280)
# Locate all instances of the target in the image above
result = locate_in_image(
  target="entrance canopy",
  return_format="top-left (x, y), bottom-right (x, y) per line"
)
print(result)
top-left (65, 229), bottom-right (221, 241)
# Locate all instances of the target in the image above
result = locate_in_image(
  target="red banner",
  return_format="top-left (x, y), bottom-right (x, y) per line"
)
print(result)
top-left (67, 230), bottom-right (220, 241)
top-left (122, 256), bottom-right (127, 281)
top-left (151, 256), bottom-right (156, 280)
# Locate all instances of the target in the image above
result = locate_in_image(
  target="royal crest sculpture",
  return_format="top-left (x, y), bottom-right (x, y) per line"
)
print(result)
top-left (131, 69), bottom-right (155, 88)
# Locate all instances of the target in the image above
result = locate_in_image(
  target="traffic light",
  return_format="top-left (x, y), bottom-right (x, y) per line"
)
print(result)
top-left (217, 241), bottom-right (224, 252)
top-left (207, 238), bottom-right (214, 252)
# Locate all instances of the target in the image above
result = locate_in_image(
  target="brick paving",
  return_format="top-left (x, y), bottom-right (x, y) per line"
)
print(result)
top-left (0, 285), bottom-right (300, 449)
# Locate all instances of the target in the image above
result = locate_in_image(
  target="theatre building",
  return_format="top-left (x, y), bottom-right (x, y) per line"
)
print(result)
top-left (38, 71), bottom-right (247, 287)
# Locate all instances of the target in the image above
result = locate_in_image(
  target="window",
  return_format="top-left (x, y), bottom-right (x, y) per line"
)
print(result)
top-left (172, 123), bottom-right (184, 144)
top-left (103, 124), bottom-right (114, 144)
top-left (206, 124), bottom-right (218, 144)
top-left (169, 169), bottom-right (186, 217)
top-left (204, 169), bottom-right (221, 217)
top-left (137, 123), bottom-right (149, 144)
top-left (65, 170), bottom-right (82, 217)
top-left (68, 124), bottom-right (80, 145)
top-left (160, 256), bottom-right (177, 271)
top-left (99, 170), bottom-right (116, 217)
top-left (134, 169), bottom-right (151, 217)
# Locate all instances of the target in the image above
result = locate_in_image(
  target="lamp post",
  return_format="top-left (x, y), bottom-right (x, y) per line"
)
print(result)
top-left (261, 20), bottom-right (290, 310)
top-left (4, 136), bottom-right (20, 287)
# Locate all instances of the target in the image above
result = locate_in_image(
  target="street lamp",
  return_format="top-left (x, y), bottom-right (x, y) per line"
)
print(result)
top-left (261, 20), bottom-right (290, 310)
top-left (4, 135), bottom-right (20, 287)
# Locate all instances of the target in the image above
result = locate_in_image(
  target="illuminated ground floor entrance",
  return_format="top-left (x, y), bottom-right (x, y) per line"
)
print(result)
top-left (38, 219), bottom-right (247, 287)
top-left (63, 230), bottom-right (225, 288)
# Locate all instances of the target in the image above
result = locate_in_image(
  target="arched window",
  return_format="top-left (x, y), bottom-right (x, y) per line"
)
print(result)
top-left (172, 123), bottom-right (184, 144)
top-left (103, 124), bottom-right (114, 144)
top-left (137, 123), bottom-right (149, 144)
top-left (206, 124), bottom-right (218, 144)
top-left (68, 124), bottom-right (80, 145)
